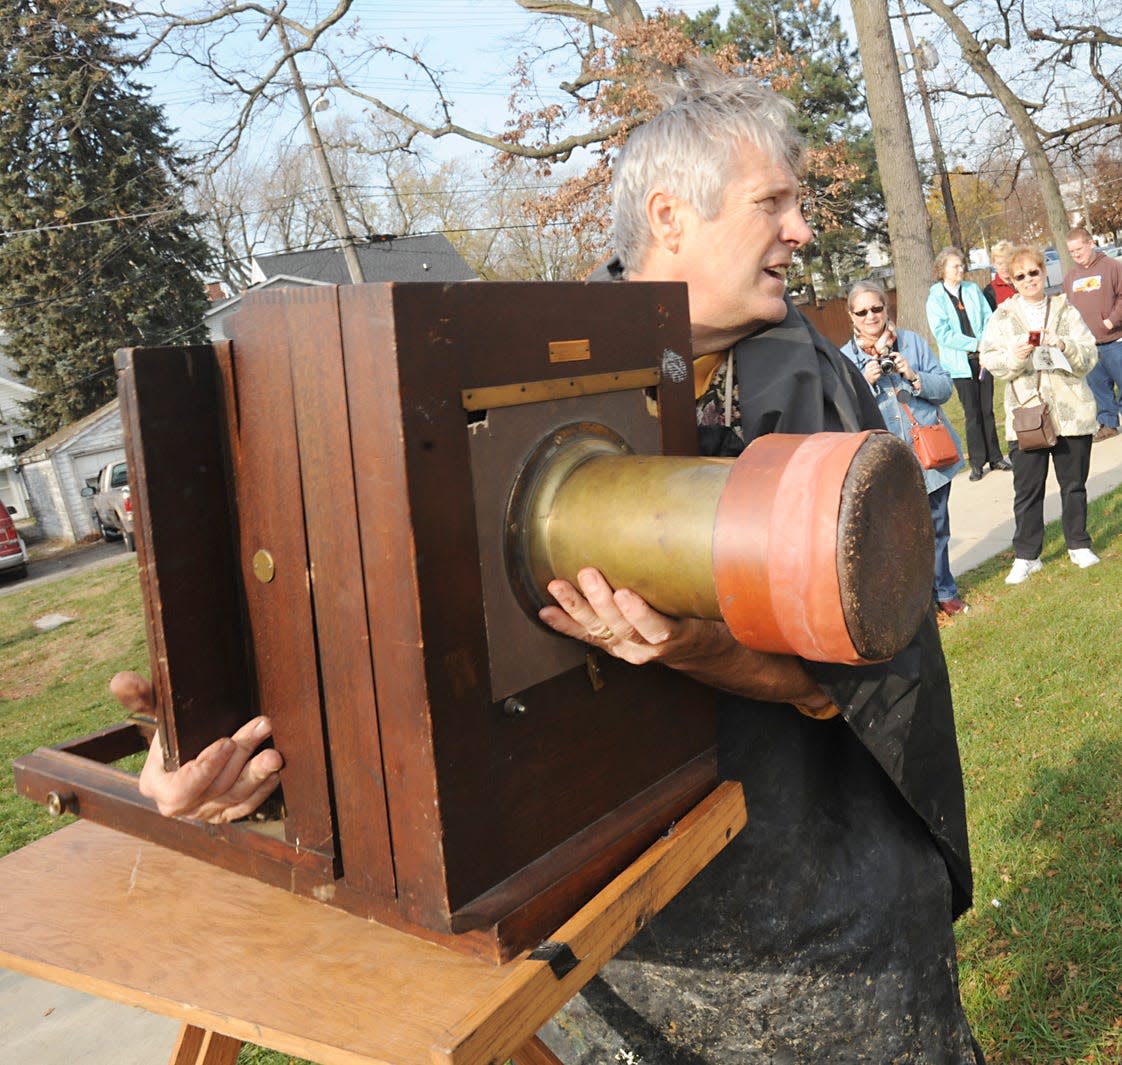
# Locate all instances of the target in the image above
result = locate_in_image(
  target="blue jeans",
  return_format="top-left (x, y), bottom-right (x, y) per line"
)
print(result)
top-left (1086, 339), bottom-right (1122, 427)
top-left (929, 481), bottom-right (956, 601)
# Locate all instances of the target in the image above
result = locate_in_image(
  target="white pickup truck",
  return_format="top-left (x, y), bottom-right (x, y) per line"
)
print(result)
top-left (82, 460), bottom-right (135, 550)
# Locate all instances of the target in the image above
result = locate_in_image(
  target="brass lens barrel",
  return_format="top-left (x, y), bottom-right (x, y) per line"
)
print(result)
top-left (533, 454), bottom-right (731, 620)
top-left (506, 424), bottom-right (933, 665)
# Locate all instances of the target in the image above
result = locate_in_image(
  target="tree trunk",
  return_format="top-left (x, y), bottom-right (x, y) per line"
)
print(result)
top-left (919, 0), bottom-right (1073, 270)
top-left (850, 0), bottom-right (935, 342)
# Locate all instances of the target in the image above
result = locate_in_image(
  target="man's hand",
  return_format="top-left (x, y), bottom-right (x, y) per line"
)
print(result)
top-left (111, 671), bottom-right (284, 823)
top-left (540, 567), bottom-right (704, 668)
top-left (539, 568), bottom-right (835, 712)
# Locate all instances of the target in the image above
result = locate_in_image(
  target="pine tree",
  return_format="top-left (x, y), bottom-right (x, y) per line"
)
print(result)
top-left (0, 0), bottom-right (213, 440)
top-left (690, 0), bottom-right (885, 298)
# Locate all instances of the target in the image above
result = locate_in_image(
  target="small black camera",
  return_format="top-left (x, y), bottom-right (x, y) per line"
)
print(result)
top-left (878, 356), bottom-right (896, 376)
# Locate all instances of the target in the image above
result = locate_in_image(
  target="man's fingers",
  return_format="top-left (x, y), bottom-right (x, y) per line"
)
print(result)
top-left (193, 717), bottom-right (274, 800)
top-left (540, 579), bottom-right (602, 640)
top-left (614, 588), bottom-right (676, 646)
top-left (212, 762), bottom-right (284, 824)
top-left (139, 733), bottom-right (236, 816)
top-left (110, 671), bottom-right (155, 715)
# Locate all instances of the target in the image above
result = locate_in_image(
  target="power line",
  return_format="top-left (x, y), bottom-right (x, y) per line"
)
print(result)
top-left (0, 208), bottom-right (178, 240)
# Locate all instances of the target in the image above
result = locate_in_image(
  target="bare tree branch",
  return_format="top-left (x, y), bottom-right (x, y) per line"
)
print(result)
top-left (512, 0), bottom-right (644, 32)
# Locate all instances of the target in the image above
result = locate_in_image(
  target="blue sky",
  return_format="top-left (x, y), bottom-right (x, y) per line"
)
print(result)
top-left (138, 1), bottom-right (734, 162)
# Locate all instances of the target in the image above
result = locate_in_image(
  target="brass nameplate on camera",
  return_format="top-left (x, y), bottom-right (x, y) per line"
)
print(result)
top-left (549, 339), bottom-right (591, 363)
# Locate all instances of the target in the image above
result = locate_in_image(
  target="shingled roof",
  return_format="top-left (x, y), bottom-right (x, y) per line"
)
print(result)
top-left (250, 234), bottom-right (477, 286)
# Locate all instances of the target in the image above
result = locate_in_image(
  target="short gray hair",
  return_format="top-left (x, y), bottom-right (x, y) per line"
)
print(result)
top-left (932, 247), bottom-right (965, 281)
top-left (612, 60), bottom-right (804, 274)
top-left (847, 279), bottom-right (888, 311)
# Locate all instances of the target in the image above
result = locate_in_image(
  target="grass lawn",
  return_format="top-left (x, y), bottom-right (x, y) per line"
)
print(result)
top-left (3, 483), bottom-right (1122, 1064)
top-left (942, 484), bottom-right (1122, 1064)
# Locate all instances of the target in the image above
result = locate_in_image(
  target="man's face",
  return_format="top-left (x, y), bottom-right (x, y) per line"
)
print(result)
top-left (1068, 235), bottom-right (1096, 268)
top-left (668, 140), bottom-right (813, 346)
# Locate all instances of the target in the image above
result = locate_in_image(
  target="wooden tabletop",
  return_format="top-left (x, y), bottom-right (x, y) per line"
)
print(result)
top-left (0, 783), bottom-right (745, 1065)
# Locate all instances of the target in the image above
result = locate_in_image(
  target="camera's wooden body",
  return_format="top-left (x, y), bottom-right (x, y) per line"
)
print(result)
top-left (14, 283), bottom-right (718, 962)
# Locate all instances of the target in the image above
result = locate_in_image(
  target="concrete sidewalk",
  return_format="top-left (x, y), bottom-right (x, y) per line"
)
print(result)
top-left (4, 432), bottom-right (1122, 1065)
top-left (948, 429), bottom-right (1122, 577)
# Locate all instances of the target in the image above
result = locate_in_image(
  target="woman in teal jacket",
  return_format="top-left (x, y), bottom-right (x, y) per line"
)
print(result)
top-left (926, 247), bottom-right (1010, 480)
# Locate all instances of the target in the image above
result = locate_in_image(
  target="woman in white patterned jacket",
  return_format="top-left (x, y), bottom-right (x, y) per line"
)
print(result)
top-left (980, 244), bottom-right (1099, 585)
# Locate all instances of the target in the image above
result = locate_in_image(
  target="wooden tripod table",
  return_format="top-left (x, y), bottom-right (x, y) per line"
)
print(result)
top-left (0, 782), bottom-right (744, 1065)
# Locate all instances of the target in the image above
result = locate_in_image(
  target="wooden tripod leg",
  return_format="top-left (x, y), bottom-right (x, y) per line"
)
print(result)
top-left (510, 1035), bottom-right (566, 1065)
top-left (168, 1023), bottom-right (243, 1065)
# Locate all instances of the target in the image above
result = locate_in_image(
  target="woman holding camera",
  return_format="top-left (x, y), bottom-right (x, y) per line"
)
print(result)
top-left (926, 247), bottom-right (1010, 480)
top-left (979, 245), bottom-right (1099, 585)
top-left (842, 280), bottom-right (968, 615)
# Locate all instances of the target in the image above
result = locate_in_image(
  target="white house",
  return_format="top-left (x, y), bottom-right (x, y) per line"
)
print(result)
top-left (17, 399), bottom-right (124, 542)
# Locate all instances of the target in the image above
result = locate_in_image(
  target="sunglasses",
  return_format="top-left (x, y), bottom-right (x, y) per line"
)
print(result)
top-left (1013, 268), bottom-right (1041, 281)
top-left (852, 304), bottom-right (885, 317)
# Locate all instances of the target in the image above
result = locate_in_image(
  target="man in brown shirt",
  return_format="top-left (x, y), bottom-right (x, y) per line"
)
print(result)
top-left (1064, 226), bottom-right (1122, 441)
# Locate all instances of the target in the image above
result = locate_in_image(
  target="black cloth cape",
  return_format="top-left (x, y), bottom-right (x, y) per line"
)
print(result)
top-left (548, 267), bottom-right (981, 1062)
top-left (731, 297), bottom-right (974, 920)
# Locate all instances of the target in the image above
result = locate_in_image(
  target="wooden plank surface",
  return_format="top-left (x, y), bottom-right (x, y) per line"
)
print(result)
top-left (0, 784), bottom-right (744, 1065)
top-left (228, 296), bottom-right (337, 857)
top-left (285, 288), bottom-right (395, 900)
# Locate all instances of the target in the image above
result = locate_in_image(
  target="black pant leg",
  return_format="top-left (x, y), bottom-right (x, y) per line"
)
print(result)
top-left (976, 366), bottom-right (1005, 464)
top-left (1052, 435), bottom-right (1093, 549)
top-left (1010, 442), bottom-right (1050, 560)
top-left (954, 374), bottom-right (986, 473)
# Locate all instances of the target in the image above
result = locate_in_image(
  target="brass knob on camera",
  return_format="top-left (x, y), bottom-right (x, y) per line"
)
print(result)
top-left (46, 790), bottom-right (77, 818)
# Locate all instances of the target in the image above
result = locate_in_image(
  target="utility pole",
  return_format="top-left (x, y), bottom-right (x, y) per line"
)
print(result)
top-left (260, 3), bottom-right (364, 283)
top-left (897, 0), bottom-right (963, 251)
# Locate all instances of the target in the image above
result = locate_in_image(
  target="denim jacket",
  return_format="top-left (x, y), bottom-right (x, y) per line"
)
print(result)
top-left (841, 328), bottom-right (965, 492)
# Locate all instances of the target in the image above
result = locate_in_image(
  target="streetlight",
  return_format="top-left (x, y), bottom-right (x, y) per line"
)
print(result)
top-left (895, 2), bottom-right (963, 252)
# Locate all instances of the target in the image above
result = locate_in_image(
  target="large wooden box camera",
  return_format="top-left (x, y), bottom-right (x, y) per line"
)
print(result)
top-left (15, 282), bottom-right (722, 961)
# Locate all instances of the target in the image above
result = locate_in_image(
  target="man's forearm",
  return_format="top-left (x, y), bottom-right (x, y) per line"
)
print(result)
top-left (666, 618), bottom-right (832, 708)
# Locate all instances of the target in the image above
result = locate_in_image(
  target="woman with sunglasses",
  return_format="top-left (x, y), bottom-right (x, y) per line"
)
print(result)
top-left (842, 280), bottom-right (968, 615)
top-left (926, 247), bottom-right (1010, 480)
top-left (979, 245), bottom-right (1099, 584)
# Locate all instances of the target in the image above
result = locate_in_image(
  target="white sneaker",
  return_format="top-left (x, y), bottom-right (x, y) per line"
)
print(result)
top-left (1068, 548), bottom-right (1101, 569)
top-left (1006, 558), bottom-right (1043, 584)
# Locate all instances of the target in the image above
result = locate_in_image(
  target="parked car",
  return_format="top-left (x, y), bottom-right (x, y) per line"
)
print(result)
top-left (81, 461), bottom-right (135, 550)
top-left (1043, 247), bottom-right (1064, 288)
top-left (0, 505), bottom-right (29, 580)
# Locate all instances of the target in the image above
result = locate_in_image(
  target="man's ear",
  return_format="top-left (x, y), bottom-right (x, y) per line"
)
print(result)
top-left (645, 189), bottom-right (686, 255)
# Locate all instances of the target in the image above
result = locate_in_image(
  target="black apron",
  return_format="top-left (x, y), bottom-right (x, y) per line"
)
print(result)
top-left (542, 286), bottom-right (980, 1064)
